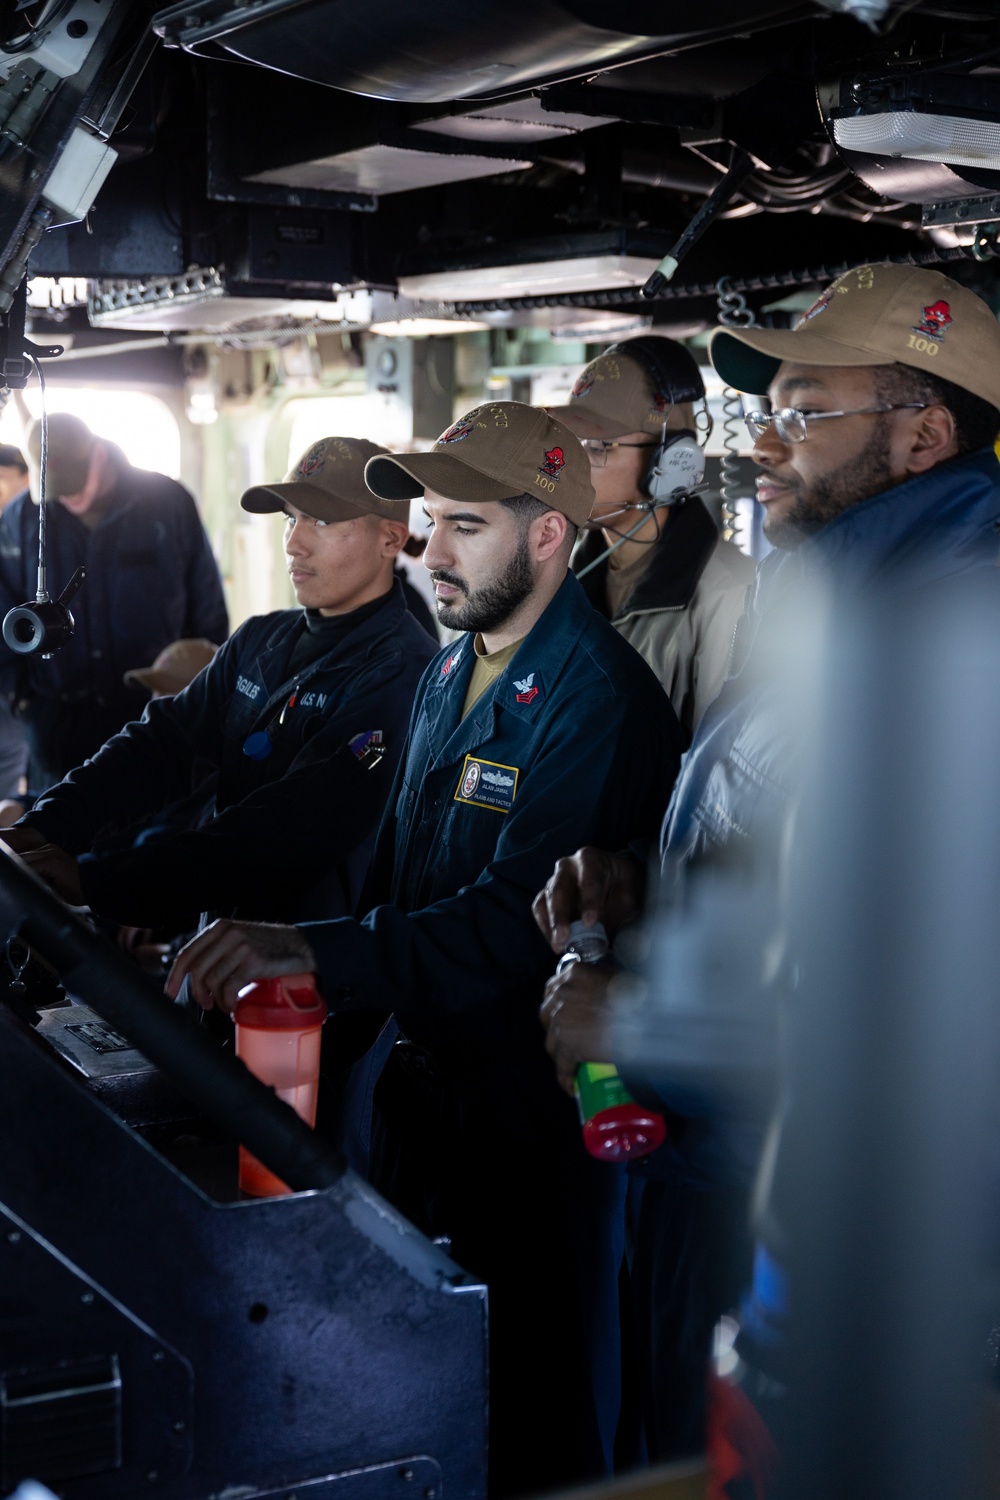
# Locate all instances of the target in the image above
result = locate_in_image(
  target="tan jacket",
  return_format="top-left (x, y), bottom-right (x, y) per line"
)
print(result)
top-left (572, 497), bottom-right (756, 739)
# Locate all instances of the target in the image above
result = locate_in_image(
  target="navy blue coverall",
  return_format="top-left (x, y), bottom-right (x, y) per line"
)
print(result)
top-left (0, 456), bottom-right (229, 793)
top-left (298, 571), bottom-right (685, 1499)
top-left (19, 579), bottom-right (437, 929)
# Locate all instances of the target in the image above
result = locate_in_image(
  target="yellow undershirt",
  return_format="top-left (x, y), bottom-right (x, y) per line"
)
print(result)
top-left (461, 633), bottom-right (525, 718)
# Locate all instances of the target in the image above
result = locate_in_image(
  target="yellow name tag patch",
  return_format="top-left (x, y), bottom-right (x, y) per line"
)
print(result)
top-left (454, 754), bottom-right (519, 813)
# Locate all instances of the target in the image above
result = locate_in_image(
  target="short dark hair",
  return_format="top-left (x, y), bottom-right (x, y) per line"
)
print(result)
top-left (873, 366), bottom-right (1000, 457)
top-left (500, 492), bottom-right (578, 548)
top-left (0, 445), bottom-right (27, 473)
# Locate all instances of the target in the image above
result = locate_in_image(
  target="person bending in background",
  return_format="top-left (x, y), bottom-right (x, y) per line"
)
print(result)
top-left (0, 411), bottom-right (229, 796)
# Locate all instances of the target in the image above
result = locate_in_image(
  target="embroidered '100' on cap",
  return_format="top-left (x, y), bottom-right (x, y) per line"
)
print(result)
top-left (364, 401), bottom-right (595, 526)
top-left (709, 262), bottom-right (1000, 409)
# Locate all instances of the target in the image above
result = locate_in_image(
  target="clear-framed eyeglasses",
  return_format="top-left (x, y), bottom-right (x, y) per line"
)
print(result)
top-left (580, 438), bottom-right (657, 468)
top-left (744, 403), bottom-right (927, 446)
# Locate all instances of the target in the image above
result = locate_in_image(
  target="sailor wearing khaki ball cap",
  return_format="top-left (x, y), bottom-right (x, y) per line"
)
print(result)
top-left (1, 435), bottom-right (437, 940)
top-left (164, 400), bottom-right (685, 1499)
top-left (532, 262), bottom-right (1000, 1473)
top-left (709, 261), bottom-right (1000, 551)
top-left (548, 336), bottom-right (756, 740)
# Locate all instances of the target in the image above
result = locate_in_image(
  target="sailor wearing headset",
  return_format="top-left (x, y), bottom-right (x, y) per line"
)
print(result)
top-left (551, 337), bottom-right (756, 740)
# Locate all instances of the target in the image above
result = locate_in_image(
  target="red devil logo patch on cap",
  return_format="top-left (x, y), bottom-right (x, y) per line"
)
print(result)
top-left (912, 301), bottom-right (952, 340)
top-left (538, 446), bottom-right (565, 481)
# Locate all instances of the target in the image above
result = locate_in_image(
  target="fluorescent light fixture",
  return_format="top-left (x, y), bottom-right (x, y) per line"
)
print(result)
top-left (398, 255), bottom-right (661, 303)
top-left (833, 111), bottom-right (1000, 170)
top-left (369, 317), bottom-right (491, 337)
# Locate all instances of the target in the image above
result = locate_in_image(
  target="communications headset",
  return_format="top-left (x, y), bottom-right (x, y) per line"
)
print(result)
top-left (602, 334), bottom-right (709, 505)
top-left (575, 336), bottom-right (711, 577)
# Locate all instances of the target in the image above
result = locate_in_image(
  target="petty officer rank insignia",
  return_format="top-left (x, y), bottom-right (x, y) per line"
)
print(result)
top-left (454, 754), bottom-right (519, 813)
top-left (513, 671), bottom-right (540, 705)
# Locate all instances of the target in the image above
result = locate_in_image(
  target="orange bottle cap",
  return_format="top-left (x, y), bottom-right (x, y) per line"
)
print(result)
top-left (233, 972), bottom-right (328, 1030)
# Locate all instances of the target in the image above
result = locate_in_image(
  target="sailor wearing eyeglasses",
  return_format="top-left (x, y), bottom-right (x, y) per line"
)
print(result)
top-left (533, 263), bottom-right (1000, 1472)
top-left (548, 337), bottom-right (755, 740)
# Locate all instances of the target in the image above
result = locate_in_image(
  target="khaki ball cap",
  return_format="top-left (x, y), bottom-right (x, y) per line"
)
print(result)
top-left (710, 262), bottom-right (1000, 409)
top-left (241, 436), bottom-right (404, 522)
top-left (364, 401), bottom-right (595, 526)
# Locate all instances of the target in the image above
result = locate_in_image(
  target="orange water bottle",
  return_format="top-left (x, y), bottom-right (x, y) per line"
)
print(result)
top-left (234, 971), bottom-right (328, 1197)
top-left (557, 921), bottom-right (668, 1163)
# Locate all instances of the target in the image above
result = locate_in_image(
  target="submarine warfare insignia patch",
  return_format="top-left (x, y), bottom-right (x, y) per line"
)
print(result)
top-left (454, 754), bottom-right (519, 812)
